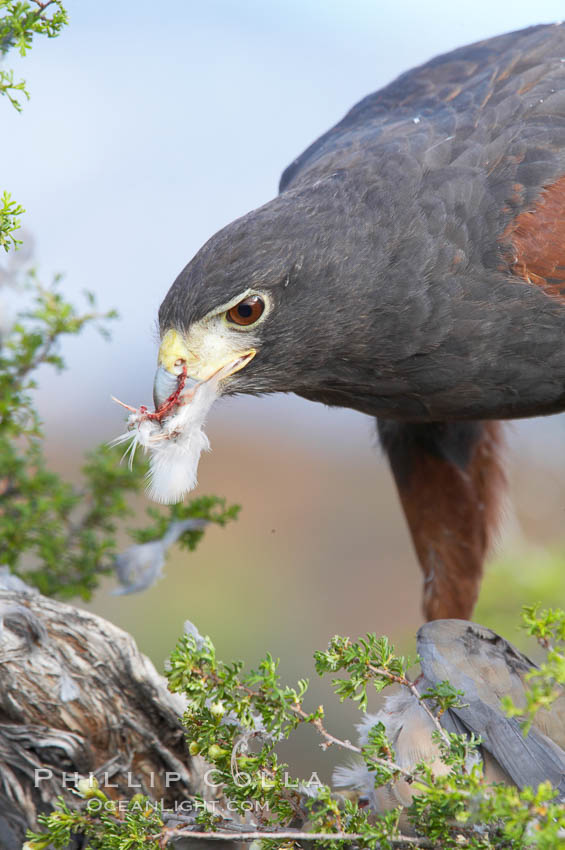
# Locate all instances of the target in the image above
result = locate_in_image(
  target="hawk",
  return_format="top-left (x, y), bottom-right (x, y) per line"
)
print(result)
top-left (150, 24), bottom-right (565, 620)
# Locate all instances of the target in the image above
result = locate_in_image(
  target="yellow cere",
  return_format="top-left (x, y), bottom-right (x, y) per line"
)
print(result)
top-left (158, 329), bottom-right (192, 375)
top-left (157, 325), bottom-right (256, 383)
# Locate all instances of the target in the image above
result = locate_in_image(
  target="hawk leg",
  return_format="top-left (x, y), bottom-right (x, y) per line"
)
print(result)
top-left (378, 420), bottom-right (505, 620)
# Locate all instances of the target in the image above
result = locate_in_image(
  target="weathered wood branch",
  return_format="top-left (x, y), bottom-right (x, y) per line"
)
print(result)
top-left (0, 589), bottom-right (227, 849)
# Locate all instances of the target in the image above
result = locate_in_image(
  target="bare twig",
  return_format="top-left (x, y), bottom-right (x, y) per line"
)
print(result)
top-left (287, 702), bottom-right (416, 782)
top-left (158, 826), bottom-right (434, 847)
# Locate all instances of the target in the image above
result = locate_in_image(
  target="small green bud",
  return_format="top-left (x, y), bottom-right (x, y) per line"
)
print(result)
top-left (129, 793), bottom-right (148, 814)
top-left (189, 740), bottom-right (200, 756)
top-left (210, 700), bottom-right (225, 718)
top-left (22, 841), bottom-right (51, 850)
top-left (76, 775), bottom-right (99, 797)
top-left (208, 743), bottom-right (227, 761)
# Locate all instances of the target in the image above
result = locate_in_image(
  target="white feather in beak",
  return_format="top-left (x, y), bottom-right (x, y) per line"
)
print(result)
top-left (112, 371), bottom-right (223, 504)
top-left (144, 377), bottom-right (218, 503)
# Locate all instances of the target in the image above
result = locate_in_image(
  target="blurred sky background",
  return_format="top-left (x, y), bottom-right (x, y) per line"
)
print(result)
top-left (3, 0), bottom-right (565, 778)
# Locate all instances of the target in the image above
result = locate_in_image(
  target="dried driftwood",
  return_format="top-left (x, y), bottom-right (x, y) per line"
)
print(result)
top-left (0, 588), bottom-right (227, 850)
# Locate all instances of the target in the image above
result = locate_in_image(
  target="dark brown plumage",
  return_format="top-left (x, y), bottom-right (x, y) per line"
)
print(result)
top-left (157, 23), bottom-right (565, 620)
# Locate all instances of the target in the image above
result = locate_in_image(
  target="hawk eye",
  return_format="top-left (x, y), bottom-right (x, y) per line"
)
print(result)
top-left (226, 295), bottom-right (265, 326)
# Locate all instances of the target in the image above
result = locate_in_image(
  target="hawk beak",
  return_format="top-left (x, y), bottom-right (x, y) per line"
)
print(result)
top-left (153, 329), bottom-right (256, 410)
top-left (153, 366), bottom-right (199, 410)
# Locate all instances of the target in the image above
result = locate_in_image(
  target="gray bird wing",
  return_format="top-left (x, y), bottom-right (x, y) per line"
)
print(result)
top-left (280, 23), bottom-right (565, 196)
top-left (417, 619), bottom-right (565, 796)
